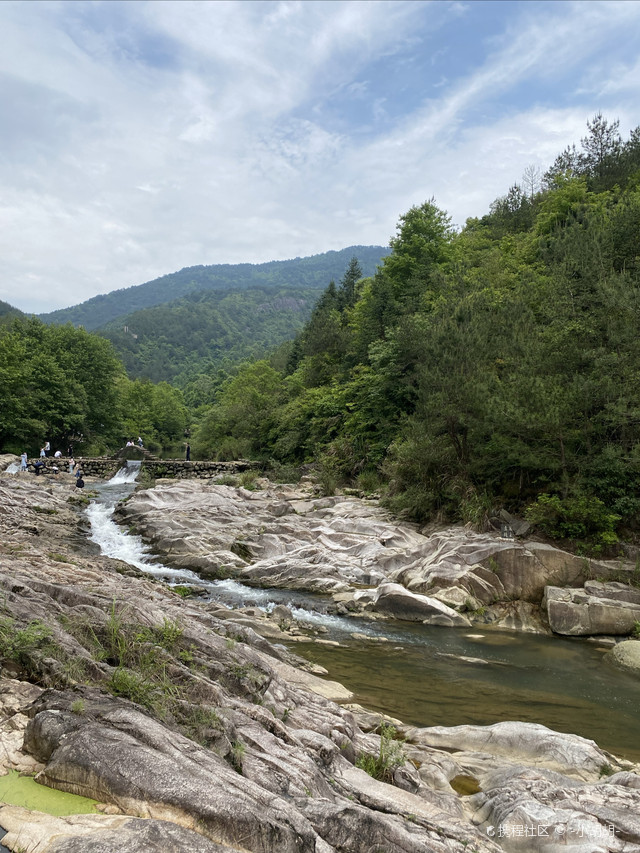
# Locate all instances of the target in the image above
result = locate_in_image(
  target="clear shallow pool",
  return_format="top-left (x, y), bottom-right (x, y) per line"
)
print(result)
top-left (289, 624), bottom-right (640, 762)
top-left (89, 475), bottom-right (640, 763)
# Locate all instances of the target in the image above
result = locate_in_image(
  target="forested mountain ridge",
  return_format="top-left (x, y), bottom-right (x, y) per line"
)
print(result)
top-left (39, 246), bottom-right (388, 331)
top-left (97, 284), bottom-right (326, 388)
top-left (195, 115), bottom-right (640, 549)
top-left (0, 300), bottom-right (23, 320)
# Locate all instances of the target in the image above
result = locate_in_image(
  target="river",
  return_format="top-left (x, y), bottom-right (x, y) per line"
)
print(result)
top-left (87, 469), bottom-right (640, 762)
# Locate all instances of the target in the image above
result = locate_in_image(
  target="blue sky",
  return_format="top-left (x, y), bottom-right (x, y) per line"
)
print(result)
top-left (1, 0), bottom-right (639, 314)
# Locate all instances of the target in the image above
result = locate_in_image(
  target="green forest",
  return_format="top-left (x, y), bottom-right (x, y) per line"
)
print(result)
top-left (97, 286), bottom-right (327, 392)
top-left (39, 246), bottom-right (387, 330)
top-left (3, 114), bottom-right (640, 551)
top-left (0, 318), bottom-right (188, 456)
top-left (194, 115), bottom-right (640, 550)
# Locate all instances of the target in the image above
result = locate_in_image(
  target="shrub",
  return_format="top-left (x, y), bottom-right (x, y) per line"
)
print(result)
top-left (356, 722), bottom-right (405, 784)
top-left (525, 492), bottom-right (620, 545)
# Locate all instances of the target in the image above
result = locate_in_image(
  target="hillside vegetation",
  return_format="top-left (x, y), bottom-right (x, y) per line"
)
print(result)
top-left (40, 246), bottom-right (388, 331)
top-left (0, 317), bottom-right (188, 456)
top-left (195, 115), bottom-right (640, 550)
top-left (97, 285), bottom-right (326, 390)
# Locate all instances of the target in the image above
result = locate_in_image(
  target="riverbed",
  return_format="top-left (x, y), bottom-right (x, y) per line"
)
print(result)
top-left (88, 471), bottom-right (640, 762)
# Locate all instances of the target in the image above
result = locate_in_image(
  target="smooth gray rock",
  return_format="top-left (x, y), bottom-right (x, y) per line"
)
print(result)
top-left (610, 639), bottom-right (640, 674)
top-left (406, 721), bottom-right (620, 782)
top-left (544, 586), bottom-right (640, 636)
top-left (373, 583), bottom-right (472, 626)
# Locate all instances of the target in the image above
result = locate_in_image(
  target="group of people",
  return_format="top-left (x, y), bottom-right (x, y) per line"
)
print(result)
top-left (125, 437), bottom-right (144, 448)
top-left (20, 448), bottom-right (84, 488)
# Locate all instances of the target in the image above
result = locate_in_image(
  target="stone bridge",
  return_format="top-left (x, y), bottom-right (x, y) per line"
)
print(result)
top-left (24, 456), bottom-right (260, 481)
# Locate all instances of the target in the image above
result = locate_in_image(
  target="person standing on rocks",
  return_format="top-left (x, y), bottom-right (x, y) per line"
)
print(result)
top-left (68, 458), bottom-right (75, 474)
top-left (185, 443), bottom-right (191, 461)
top-left (20, 452), bottom-right (28, 471)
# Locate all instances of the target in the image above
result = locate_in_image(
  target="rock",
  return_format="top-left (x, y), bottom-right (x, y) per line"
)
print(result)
top-left (544, 586), bottom-right (640, 636)
top-left (0, 454), bottom-right (20, 473)
top-left (372, 583), bottom-right (472, 626)
top-left (584, 580), bottom-right (640, 605)
top-left (484, 600), bottom-right (547, 633)
top-left (0, 806), bottom-right (236, 852)
top-left (406, 721), bottom-right (622, 782)
top-left (610, 639), bottom-right (640, 674)
top-left (0, 678), bottom-right (44, 775)
top-left (498, 508), bottom-right (531, 537)
top-left (431, 585), bottom-right (477, 611)
top-left (270, 604), bottom-right (294, 628)
top-left (469, 765), bottom-right (640, 852)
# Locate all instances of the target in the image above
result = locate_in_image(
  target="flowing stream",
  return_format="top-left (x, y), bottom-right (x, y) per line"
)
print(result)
top-left (87, 469), bottom-right (640, 762)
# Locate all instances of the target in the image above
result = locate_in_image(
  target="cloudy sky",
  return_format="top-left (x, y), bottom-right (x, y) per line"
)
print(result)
top-left (2, 0), bottom-right (639, 314)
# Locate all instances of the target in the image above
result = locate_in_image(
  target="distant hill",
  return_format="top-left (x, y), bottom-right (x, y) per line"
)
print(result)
top-left (40, 246), bottom-right (388, 331)
top-left (0, 300), bottom-right (23, 321)
top-left (97, 285), bottom-right (326, 386)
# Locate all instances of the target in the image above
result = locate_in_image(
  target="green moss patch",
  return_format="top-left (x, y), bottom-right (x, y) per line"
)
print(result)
top-left (0, 770), bottom-right (99, 816)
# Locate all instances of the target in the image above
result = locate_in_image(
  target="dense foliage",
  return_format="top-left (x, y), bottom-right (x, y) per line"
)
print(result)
top-left (97, 285), bottom-right (326, 392)
top-left (0, 317), bottom-right (187, 456)
top-left (40, 246), bottom-right (388, 331)
top-left (195, 116), bottom-right (640, 547)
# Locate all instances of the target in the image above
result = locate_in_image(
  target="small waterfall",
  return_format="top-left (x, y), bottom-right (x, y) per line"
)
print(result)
top-left (109, 460), bottom-right (141, 484)
top-left (5, 463), bottom-right (20, 474)
top-left (86, 500), bottom-right (196, 580)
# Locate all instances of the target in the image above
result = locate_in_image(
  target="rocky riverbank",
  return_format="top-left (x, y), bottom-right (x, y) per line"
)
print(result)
top-left (114, 478), bottom-right (640, 641)
top-left (1, 472), bottom-right (640, 852)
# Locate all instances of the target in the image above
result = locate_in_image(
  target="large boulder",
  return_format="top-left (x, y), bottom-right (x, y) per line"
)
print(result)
top-left (393, 531), bottom-right (611, 605)
top-left (544, 586), bottom-right (640, 636)
top-left (406, 721), bottom-right (620, 782)
top-left (610, 639), bottom-right (640, 674)
top-left (372, 583), bottom-right (472, 626)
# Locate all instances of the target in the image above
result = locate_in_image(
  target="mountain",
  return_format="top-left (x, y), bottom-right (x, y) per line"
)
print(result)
top-left (39, 246), bottom-right (389, 331)
top-left (0, 300), bottom-right (23, 321)
top-left (97, 285), bottom-right (326, 386)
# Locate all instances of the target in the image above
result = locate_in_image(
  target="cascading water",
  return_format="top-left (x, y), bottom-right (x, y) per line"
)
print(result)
top-left (86, 469), bottom-right (358, 629)
top-left (109, 460), bottom-right (142, 484)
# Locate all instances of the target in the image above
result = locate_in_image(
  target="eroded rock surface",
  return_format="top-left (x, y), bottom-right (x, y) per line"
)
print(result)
top-left (114, 481), bottom-right (634, 635)
top-left (544, 586), bottom-right (640, 636)
top-left (2, 477), bottom-right (640, 853)
top-left (0, 479), bottom-right (502, 853)
top-left (610, 639), bottom-right (640, 674)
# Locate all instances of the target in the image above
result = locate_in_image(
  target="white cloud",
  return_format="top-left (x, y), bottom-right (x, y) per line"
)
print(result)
top-left (1, 0), bottom-right (639, 314)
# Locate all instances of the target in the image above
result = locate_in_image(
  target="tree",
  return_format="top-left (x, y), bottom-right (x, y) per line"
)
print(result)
top-left (337, 257), bottom-right (363, 310)
top-left (522, 164), bottom-right (542, 200)
top-left (382, 199), bottom-right (454, 294)
top-left (579, 113), bottom-right (622, 180)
